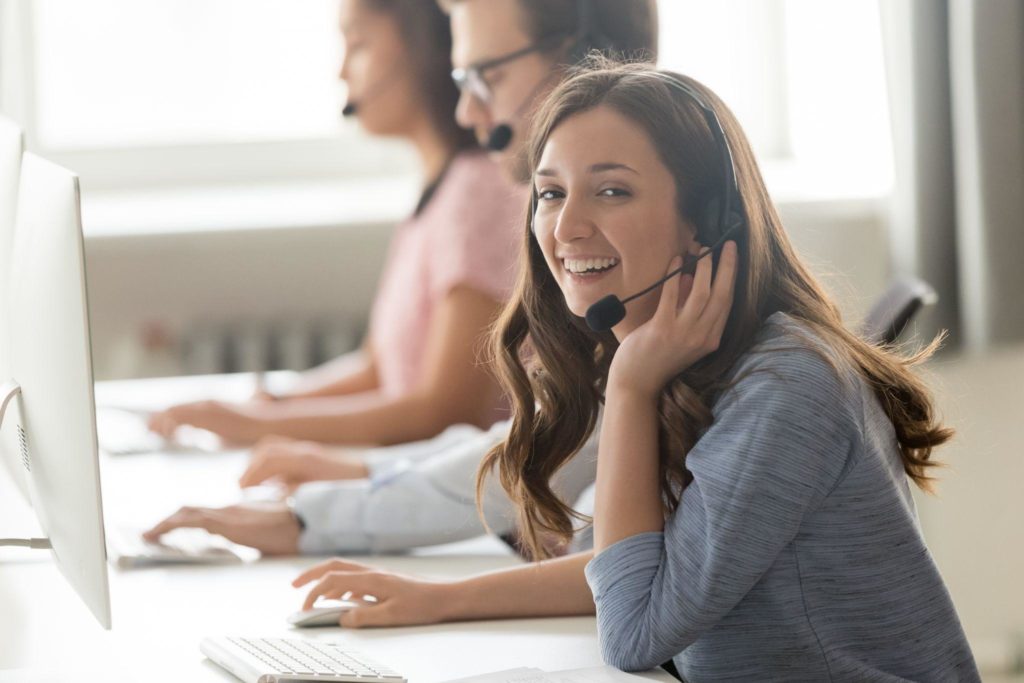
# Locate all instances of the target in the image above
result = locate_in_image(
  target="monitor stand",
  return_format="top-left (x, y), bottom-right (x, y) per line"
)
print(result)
top-left (0, 381), bottom-right (51, 551)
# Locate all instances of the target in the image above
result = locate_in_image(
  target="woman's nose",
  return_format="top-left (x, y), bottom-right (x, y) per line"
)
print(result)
top-left (553, 195), bottom-right (596, 243)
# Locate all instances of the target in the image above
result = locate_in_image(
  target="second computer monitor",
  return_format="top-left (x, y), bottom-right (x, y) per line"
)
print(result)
top-left (4, 152), bottom-right (111, 629)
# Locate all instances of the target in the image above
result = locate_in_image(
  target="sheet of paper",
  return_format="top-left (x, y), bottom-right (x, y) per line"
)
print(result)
top-left (442, 665), bottom-right (667, 683)
top-left (441, 667), bottom-right (554, 683)
top-left (546, 665), bottom-right (661, 682)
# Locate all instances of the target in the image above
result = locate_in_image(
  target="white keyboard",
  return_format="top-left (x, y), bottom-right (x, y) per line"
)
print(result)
top-left (106, 525), bottom-right (255, 568)
top-left (201, 636), bottom-right (406, 682)
top-left (96, 407), bottom-right (220, 455)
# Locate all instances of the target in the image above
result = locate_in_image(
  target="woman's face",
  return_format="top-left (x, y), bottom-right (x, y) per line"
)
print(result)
top-left (337, 0), bottom-right (416, 136)
top-left (533, 105), bottom-right (697, 337)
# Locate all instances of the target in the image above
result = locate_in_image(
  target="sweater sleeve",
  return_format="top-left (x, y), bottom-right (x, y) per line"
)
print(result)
top-left (294, 422), bottom-right (510, 554)
top-left (584, 343), bottom-right (861, 670)
top-left (295, 419), bottom-right (599, 554)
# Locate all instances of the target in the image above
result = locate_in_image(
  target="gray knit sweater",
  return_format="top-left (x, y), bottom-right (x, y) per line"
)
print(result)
top-left (584, 312), bottom-right (979, 682)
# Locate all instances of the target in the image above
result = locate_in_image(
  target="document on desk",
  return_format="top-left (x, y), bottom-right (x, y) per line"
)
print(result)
top-left (443, 665), bottom-right (659, 683)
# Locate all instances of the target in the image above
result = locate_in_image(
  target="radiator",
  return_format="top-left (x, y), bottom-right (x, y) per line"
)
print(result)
top-left (98, 317), bottom-right (364, 379)
top-left (179, 318), bottom-right (363, 375)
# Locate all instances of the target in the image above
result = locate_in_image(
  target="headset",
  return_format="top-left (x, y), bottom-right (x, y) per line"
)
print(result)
top-left (529, 71), bottom-right (746, 332)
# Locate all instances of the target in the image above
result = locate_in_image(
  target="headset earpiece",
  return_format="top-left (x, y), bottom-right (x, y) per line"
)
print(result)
top-left (695, 196), bottom-right (723, 246)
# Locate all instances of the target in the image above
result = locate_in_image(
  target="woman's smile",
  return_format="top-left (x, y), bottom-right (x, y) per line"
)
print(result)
top-left (561, 255), bottom-right (621, 283)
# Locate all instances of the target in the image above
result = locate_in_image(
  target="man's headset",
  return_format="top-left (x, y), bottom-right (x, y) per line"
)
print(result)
top-left (529, 72), bottom-right (746, 332)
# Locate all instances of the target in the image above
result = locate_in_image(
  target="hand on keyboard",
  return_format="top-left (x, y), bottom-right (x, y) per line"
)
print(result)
top-left (97, 407), bottom-right (220, 455)
top-left (142, 501), bottom-right (302, 556)
top-left (108, 525), bottom-right (251, 568)
top-left (147, 399), bottom-right (274, 446)
top-left (238, 436), bottom-right (370, 490)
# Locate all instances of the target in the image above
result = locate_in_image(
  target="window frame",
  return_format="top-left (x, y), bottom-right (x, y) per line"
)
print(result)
top-left (0, 0), bottom-right (418, 191)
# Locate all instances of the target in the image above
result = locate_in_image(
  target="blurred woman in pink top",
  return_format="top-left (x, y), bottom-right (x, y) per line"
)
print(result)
top-left (148, 0), bottom-right (523, 467)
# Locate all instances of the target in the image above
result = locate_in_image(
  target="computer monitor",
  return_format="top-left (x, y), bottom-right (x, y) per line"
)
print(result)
top-left (0, 152), bottom-right (111, 629)
top-left (0, 115), bottom-right (26, 500)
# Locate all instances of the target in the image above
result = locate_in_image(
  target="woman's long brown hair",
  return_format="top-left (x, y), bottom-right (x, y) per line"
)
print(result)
top-left (478, 58), bottom-right (953, 560)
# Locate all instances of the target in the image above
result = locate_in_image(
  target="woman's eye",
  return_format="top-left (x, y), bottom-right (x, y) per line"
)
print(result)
top-left (538, 189), bottom-right (564, 201)
top-left (598, 187), bottom-right (630, 198)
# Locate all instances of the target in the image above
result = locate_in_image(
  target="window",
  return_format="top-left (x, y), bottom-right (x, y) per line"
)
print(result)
top-left (1, 0), bottom-right (892, 199)
top-left (1, 0), bottom-right (416, 190)
top-left (658, 0), bottom-right (893, 199)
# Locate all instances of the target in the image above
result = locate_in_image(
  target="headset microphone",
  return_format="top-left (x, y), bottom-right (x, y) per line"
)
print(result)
top-left (486, 124), bottom-right (513, 151)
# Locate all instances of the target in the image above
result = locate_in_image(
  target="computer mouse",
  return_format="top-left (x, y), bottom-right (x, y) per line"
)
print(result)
top-left (286, 600), bottom-right (359, 628)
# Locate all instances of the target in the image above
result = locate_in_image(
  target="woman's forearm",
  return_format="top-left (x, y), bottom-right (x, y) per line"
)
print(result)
top-left (438, 551), bottom-right (596, 622)
top-left (285, 350), bottom-right (379, 399)
top-left (264, 392), bottom-right (463, 446)
top-left (593, 383), bottom-right (664, 551)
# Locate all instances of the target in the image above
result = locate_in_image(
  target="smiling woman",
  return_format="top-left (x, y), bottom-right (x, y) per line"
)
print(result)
top-left (476, 58), bottom-right (979, 679)
top-left (532, 111), bottom-right (695, 332)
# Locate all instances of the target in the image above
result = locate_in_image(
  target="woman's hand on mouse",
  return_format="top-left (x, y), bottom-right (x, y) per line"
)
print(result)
top-left (142, 502), bottom-right (301, 555)
top-left (609, 240), bottom-right (738, 400)
top-left (239, 437), bottom-right (369, 490)
top-left (292, 558), bottom-right (452, 628)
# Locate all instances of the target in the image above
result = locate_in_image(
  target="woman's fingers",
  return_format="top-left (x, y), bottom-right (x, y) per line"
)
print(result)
top-left (292, 558), bottom-right (372, 587)
top-left (241, 438), bottom-right (294, 486)
top-left (238, 452), bottom-right (284, 488)
top-left (340, 602), bottom-right (396, 629)
top-left (142, 506), bottom-right (210, 541)
top-left (679, 242), bottom-right (713, 324)
top-left (147, 410), bottom-right (178, 439)
top-left (302, 571), bottom-right (389, 611)
top-left (676, 271), bottom-right (695, 311)
top-left (653, 256), bottom-right (683, 322)
top-left (706, 241), bottom-right (738, 340)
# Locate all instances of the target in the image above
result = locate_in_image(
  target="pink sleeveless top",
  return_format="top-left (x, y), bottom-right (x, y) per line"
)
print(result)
top-left (367, 151), bottom-right (525, 409)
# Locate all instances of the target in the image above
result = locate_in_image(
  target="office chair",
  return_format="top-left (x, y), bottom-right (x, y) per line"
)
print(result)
top-left (860, 276), bottom-right (938, 346)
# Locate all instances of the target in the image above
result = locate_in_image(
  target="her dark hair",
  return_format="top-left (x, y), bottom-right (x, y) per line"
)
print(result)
top-left (366, 0), bottom-right (476, 152)
top-left (478, 58), bottom-right (953, 561)
top-left (515, 0), bottom-right (658, 62)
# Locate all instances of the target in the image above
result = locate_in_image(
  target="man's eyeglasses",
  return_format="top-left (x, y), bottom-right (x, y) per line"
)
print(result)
top-left (451, 36), bottom-right (566, 104)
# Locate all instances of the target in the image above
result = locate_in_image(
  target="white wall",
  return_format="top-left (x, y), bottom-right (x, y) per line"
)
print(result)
top-left (82, 197), bottom-right (891, 380)
top-left (84, 216), bottom-right (395, 379)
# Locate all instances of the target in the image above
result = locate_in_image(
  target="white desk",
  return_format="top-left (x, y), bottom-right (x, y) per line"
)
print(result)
top-left (0, 375), bottom-right (676, 682)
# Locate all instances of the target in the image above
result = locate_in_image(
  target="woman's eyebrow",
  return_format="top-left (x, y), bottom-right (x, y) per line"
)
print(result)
top-left (535, 162), bottom-right (639, 178)
top-left (589, 162), bottom-right (639, 175)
